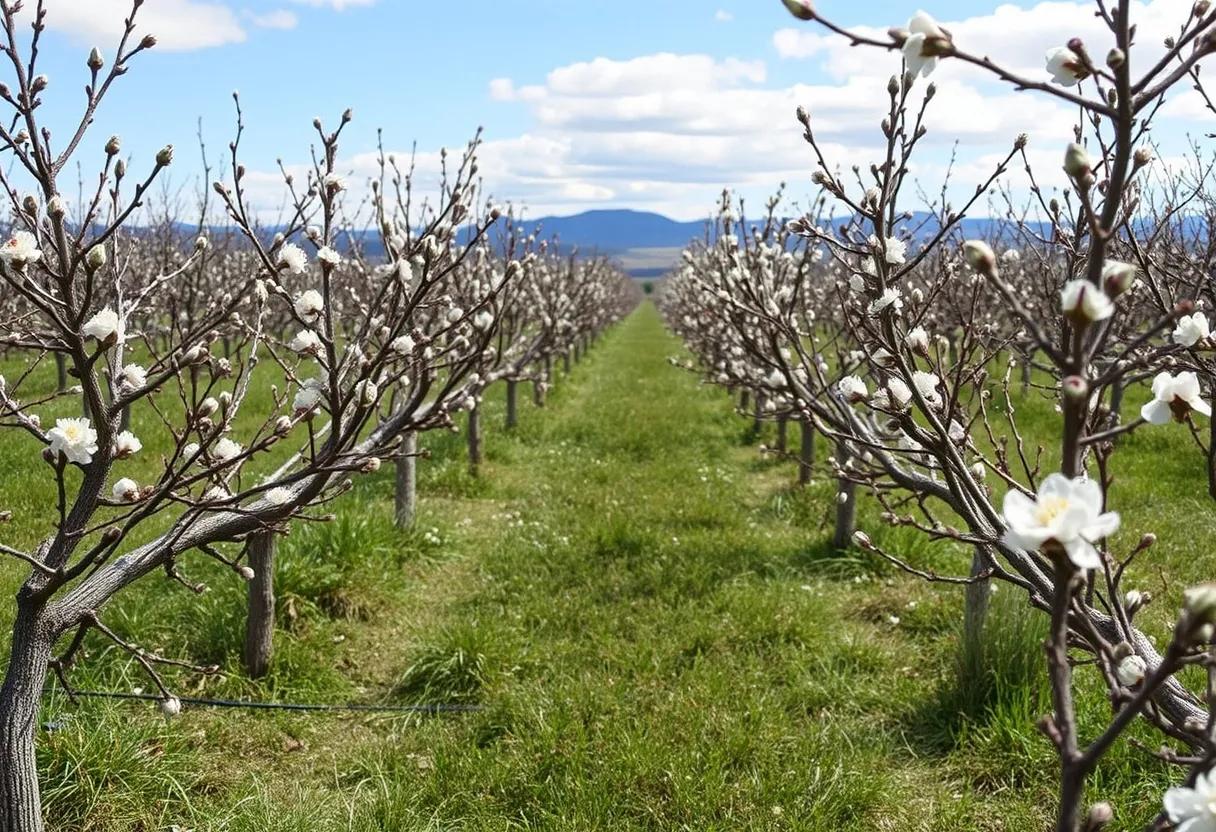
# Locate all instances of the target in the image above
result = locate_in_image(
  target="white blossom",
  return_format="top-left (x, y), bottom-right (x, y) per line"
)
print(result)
top-left (902, 11), bottom-right (948, 78)
top-left (1164, 769), bottom-right (1216, 832)
top-left (289, 329), bottom-right (323, 355)
top-left (1060, 279), bottom-right (1114, 324)
top-left (912, 370), bottom-right (942, 407)
top-left (211, 437), bottom-right (242, 463)
top-left (1173, 312), bottom-right (1210, 348)
top-left (277, 243), bottom-right (308, 274)
top-left (82, 307), bottom-right (124, 344)
top-left (871, 234), bottom-right (907, 266)
top-left (111, 477), bottom-right (139, 502)
top-left (838, 375), bottom-right (868, 403)
top-left (868, 287), bottom-right (903, 317)
top-left (118, 363), bottom-right (147, 390)
top-left (905, 326), bottom-right (929, 352)
top-left (1045, 46), bottom-right (1088, 86)
top-left (294, 289), bottom-right (324, 321)
top-left (0, 231), bottom-right (41, 267)
top-left (47, 417), bottom-right (99, 464)
top-left (1141, 371), bottom-right (1211, 424)
top-left (114, 430), bottom-right (142, 458)
top-left (1001, 474), bottom-right (1120, 570)
top-left (317, 246), bottom-right (341, 266)
top-left (390, 334), bottom-right (415, 355)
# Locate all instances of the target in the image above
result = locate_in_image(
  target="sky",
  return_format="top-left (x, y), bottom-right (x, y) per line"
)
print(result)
top-left (10, 0), bottom-right (1216, 223)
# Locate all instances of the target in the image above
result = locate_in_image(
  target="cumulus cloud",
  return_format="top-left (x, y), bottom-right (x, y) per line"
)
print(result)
top-left (245, 0), bottom-right (1216, 221)
top-left (247, 10), bottom-right (299, 30)
top-left (23, 0), bottom-right (246, 52)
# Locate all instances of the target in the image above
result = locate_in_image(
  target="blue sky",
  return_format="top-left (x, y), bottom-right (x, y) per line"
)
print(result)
top-left (16, 0), bottom-right (1213, 221)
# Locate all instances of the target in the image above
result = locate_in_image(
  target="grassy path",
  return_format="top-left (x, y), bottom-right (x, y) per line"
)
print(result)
top-left (37, 303), bottom-right (1171, 830)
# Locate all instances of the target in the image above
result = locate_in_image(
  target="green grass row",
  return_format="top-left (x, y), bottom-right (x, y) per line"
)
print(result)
top-left (0, 302), bottom-right (1207, 829)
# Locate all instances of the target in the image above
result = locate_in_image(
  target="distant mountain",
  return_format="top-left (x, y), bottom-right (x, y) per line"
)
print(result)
top-left (496, 209), bottom-right (709, 254)
top-left (160, 208), bottom-right (1210, 280)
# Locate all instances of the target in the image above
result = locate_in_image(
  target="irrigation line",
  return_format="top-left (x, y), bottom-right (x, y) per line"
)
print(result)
top-left (46, 688), bottom-right (481, 714)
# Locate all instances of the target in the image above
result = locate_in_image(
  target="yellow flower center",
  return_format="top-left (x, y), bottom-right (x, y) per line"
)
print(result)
top-left (1035, 495), bottom-right (1070, 526)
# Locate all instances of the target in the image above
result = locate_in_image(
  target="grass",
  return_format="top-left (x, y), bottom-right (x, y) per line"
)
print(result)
top-left (0, 302), bottom-right (1203, 829)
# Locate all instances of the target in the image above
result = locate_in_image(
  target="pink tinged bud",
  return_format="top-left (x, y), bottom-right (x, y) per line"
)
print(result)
top-left (1102, 260), bottom-right (1136, 297)
top-left (1061, 375), bottom-right (1089, 400)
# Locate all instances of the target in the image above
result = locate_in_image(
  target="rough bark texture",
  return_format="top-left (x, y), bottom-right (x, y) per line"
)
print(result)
top-left (53, 352), bottom-right (67, 393)
top-left (505, 380), bottom-right (519, 430)
top-left (833, 442), bottom-right (857, 551)
top-left (798, 419), bottom-right (815, 486)
top-left (242, 531), bottom-right (277, 679)
top-left (963, 546), bottom-right (990, 661)
top-left (395, 431), bottom-right (418, 529)
top-left (0, 606), bottom-right (53, 832)
top-left (467, 404), bottom-right (483, 473)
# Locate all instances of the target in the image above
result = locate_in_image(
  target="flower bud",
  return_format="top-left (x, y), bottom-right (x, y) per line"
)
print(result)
top-left (87, 47), bottom-right (104, 71)
top-left (1061, 375), bottom-right (1089, 401)
top-left (85, 244), bottom-right (106, 272)
top-left (1102, 260), bottom-right (1136, 297)
top-left (158, 696), bottom-right (182, 718)
top-left (780, 0), bottom-right (815, 20)
top-left (156, 145), bottom-right (174, 166)
top-left (962, 240), bottom-right (997, 277)
top-left (1063, 142), bottom-right (1093, 179)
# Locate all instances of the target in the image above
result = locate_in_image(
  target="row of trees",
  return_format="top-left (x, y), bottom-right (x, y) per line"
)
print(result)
top-left (0, 3), bottom-right (636, 829)
top-left (661, 1), bottom-right (1216, 829)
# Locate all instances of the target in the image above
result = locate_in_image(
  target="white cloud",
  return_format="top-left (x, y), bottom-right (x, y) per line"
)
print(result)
top-left (715, 9), bottom-right (734, 22)
top-left (246, 0), bottom-right (1216, 222)
top-left (289, 0), bottom-right (376, 8)
top-left (25, 0), bottom-right (246, 51)
top-left (247, 9), bottom-right (299, 30)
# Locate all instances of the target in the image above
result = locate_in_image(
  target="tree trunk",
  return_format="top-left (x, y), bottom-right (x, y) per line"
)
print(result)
top-left (776, 416), bottom-right (788, 454)
top-left (739, 389), bottom-right (750, 413)
top-left (395, 431), bottom-right (418, 528)
top-left (563, 351), bottom-right (572, 374)
top-left (798, 419), bottom-right (815, 486)
top-left (467, 404), bottom-right (482, 473)
top-left (505, 380), bottom-right (519, 430)
top-left (752, 392), bottom-right (766, 434)
top-left (963, 546), bottom-right (990, 663)
top-left (0, 606), bottom-right (53, 832)
top-left (53, 352), bottom-right (67, 393)
top-left (532, 377), bottom-right (546, 408)
top-left (242, 531), bottom-right (276, 679)
top-left (833, 442), bottom-right (857, 550)
top-left (1020, 355), bottom-right (1032, 395)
